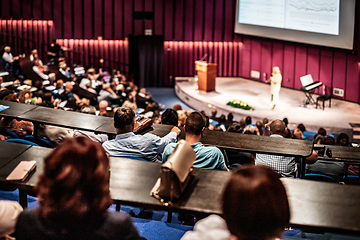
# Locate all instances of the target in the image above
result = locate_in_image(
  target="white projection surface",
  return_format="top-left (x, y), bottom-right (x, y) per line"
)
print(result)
top-left (234, 0), bottom-right (355, 49)
top-left (239, 0), bottom-right (339, 35)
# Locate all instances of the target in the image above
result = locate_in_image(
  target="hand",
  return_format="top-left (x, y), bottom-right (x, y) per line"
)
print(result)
top-left (170, 126), bottom-right (181, 135)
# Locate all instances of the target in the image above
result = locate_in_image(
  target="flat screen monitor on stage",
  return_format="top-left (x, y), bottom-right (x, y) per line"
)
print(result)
top-left (234, 0), bottom-right (355, 50)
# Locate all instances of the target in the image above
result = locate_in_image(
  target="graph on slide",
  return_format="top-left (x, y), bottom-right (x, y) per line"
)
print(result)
top-left (286, 0), bottom-right (339, 35)
top-left (238, 0), bottom-right (339, 35)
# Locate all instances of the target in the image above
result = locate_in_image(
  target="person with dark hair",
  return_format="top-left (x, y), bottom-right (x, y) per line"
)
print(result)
top-left (103, 107), bottom-right (180, 162)
top-left (307, 135), bottom-right (345, 182)
top-left (245, 116), bottom-right (252, 126)
top-left (282, 117), bottom-right (288, 127)
top-left (161, 108), bottom-right (178, 126)
top-left (336, 133), bottom-right (350, 146)
top-left (162, 112), bottom-right (228, 170)
top-left (317, 127), bottom-right (327, 136)
top-left (14, 137), bottom-right (141, 240)
top-left (256, 119), bottom-right (317, 178)
top-left (297, 123), bottom-right (306, 132)
top-left (181, 165), bottom-right (290, 240)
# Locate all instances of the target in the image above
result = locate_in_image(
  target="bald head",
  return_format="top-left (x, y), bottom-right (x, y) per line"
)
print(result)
top-left (269, 120), bottom-right (286, 136)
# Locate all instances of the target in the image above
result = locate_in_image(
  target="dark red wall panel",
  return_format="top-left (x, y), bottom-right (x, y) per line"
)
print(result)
top-left (250, 39), bottom-right (261, 80)
top-left (294, 46), bottom-right (307, 90)
top-left (283, 45), bottom-right (295, 88)
top-left (345, 55), bottom-right (359, 102)
top-left (260, 41), bottom-right (272, 82)
top-left (332, 52), bottom-right (346, 99)
top-left (319, 50), bottom-right (333, 95)
top-left (174, 0), bottom-right (184, 40)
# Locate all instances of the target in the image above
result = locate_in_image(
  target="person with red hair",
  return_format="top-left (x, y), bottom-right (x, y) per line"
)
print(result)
top-left (14, 137), bottom-right (140, 240)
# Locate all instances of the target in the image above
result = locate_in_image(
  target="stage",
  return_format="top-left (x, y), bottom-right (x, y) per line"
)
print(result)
top-left (175, 77), bottom-right (360, 141)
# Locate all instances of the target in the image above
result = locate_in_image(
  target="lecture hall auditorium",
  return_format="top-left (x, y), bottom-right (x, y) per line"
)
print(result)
top-left (0, 0), bottom-right (360, 239)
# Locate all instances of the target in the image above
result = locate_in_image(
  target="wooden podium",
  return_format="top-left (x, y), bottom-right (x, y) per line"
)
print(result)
top-left (195, 61), bottom-right (217, 92)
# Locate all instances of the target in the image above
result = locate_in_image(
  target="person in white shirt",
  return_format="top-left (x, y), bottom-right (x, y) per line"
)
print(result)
top-left (0, 200), bottom-right (23, 238)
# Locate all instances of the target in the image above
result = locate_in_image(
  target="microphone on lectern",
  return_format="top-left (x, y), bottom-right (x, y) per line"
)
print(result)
top-left (200, 54), bottom-right (208, 61)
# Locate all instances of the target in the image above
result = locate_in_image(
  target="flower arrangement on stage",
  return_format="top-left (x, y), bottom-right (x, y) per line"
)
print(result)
top-left (227, 100), bottom-right (254, 111)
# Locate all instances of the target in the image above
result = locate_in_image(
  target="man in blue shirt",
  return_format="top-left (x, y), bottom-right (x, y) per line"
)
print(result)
top-left (162, 112), bottom-right (228, 171)
top-left (102, 107), bottom-right (181, 162)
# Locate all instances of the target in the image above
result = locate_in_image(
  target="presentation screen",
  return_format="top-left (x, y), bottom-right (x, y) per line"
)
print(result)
top-left (234, 0), bottom-right (355, 50)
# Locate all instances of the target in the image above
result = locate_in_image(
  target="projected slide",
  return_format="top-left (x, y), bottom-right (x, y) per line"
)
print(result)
top-left (238, 0), bottom-right (339, 35)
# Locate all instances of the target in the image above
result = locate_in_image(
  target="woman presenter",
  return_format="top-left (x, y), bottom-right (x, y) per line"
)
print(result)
top-left (267, 66), bottom-right (282, 111)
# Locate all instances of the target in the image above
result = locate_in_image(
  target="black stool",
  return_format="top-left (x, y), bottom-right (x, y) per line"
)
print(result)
top-left (316, 95), bottom-right (331, 110)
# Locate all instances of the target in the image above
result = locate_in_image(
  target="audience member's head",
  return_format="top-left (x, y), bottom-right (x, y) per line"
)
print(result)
top-left (80, 105), bottom-right (97, 115)
top-left (317, 127), bottom-right (327, 136)
top-left (3, 93), bottom-right (18, 102)
top-left (19, 89), bottom-right (31, 100)
top-left (336, 133), bottom-right (350, 146)
top-left (262, 118), bottom-right (269, 126)
top-left (211, 109), bottom-right (217, 118)
top-left (178, 111), bottom-right (187, 126)
top-left (219, 114), bottom-right (226, 123)
top-left (297, 123), bottom-right (306, 132)
top-left (228, 123), bottom-right (243, 133)
top-left (185, 112), bottom-right (205, 136)
top-left (255, 121), bottom-right (263, 132)
top-left (98, 100), bottom-right (109, 117)
top-left (282, 118), bottom-right (288, 127)
top-left (222, 165), bottom-right (290, 240)
top-left (245, 116), bottom-right (252, 125)
top-left (4, 46), bottom-right (10, 53)
top-left (292, 128), bottom-right (303, 140)
top-left (36, 137), bottom-right (112, 229)
top-left (48, 73), bottom-right (56, 83)
top-left (161, 108), bottom-right (178, 126)
top-left (65, 81), bottom-right (73, 92)
top-left (314, 135), bottom-right (335, 145)
top-left (269, 120), bottom-right (286, 136)
top-left (114, 107), bottom-right (135, 133)
top-left (227, 113), bottom-right (234, 122)
top-left (173, 104), bottom-right (182, 111)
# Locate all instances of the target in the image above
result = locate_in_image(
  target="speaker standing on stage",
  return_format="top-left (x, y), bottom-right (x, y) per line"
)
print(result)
top-left (266, 66), bottom-right (282, 111)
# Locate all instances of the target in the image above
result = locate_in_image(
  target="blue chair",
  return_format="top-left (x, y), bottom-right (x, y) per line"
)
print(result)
top-left (0, 129), bottom-right (19, 139)
top-left (342, 175), bottom-right (359, 185)
top-left (304, 173), bottom-right (336, 183)
top-left (5, 138), bottom-right (39, 146)
top-left (24, 135), bottom-right (54, 148)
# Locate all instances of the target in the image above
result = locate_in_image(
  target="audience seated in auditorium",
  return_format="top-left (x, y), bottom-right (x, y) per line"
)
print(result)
top-left (47, 39), bottom-right (65, 63)
top-left (2, 46), bottom-right (20, 75)
top-left (59, 62), bottom-right (71, 78)
top-left (292, 128), bottom-right (303, 140)
top-left (162, 112), bottom-right (228, 171)
top-left (306, 135), bottom-right (345, 182)
top-left (245, 116), bottom-right (252, 126)
top-left (58, 82), bottom-right (81, 106)
top-left (317, 127), bottom-right (327, 136)
top-left (0, 200), bottom-right (23, 239)
top-left (256, 120), bottom-right (318, 178)
top-left (32, 59), bottom-right (49, 80)
top-left (14, 137), bottom-right (141, 240)
top-left (181, 165), bottom-right (290, 240)
top-left (210, 109), bottom-right (218, 121)
top-left (161, 108), bottom-right (179, 126)
top-left (173, 104), bottom-right (182, 111)
top-left (29, 49), bottom-right (42, 65)
top-left (297, 123), bottom-right (306, 132)
top-left (72, 105), bottom-right (108, 143)
top-left (98, 100), bottom-right (109, 117)
top-left (336, 133), bottom-right (358, 176)
top-left (0, 94), bottom-right (34, 138)
top-left (102, 107), bottom-right (180, 162)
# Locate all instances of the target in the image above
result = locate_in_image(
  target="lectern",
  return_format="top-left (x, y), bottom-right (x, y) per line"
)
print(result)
top-left (195, 61), bottom-right (217, 92)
